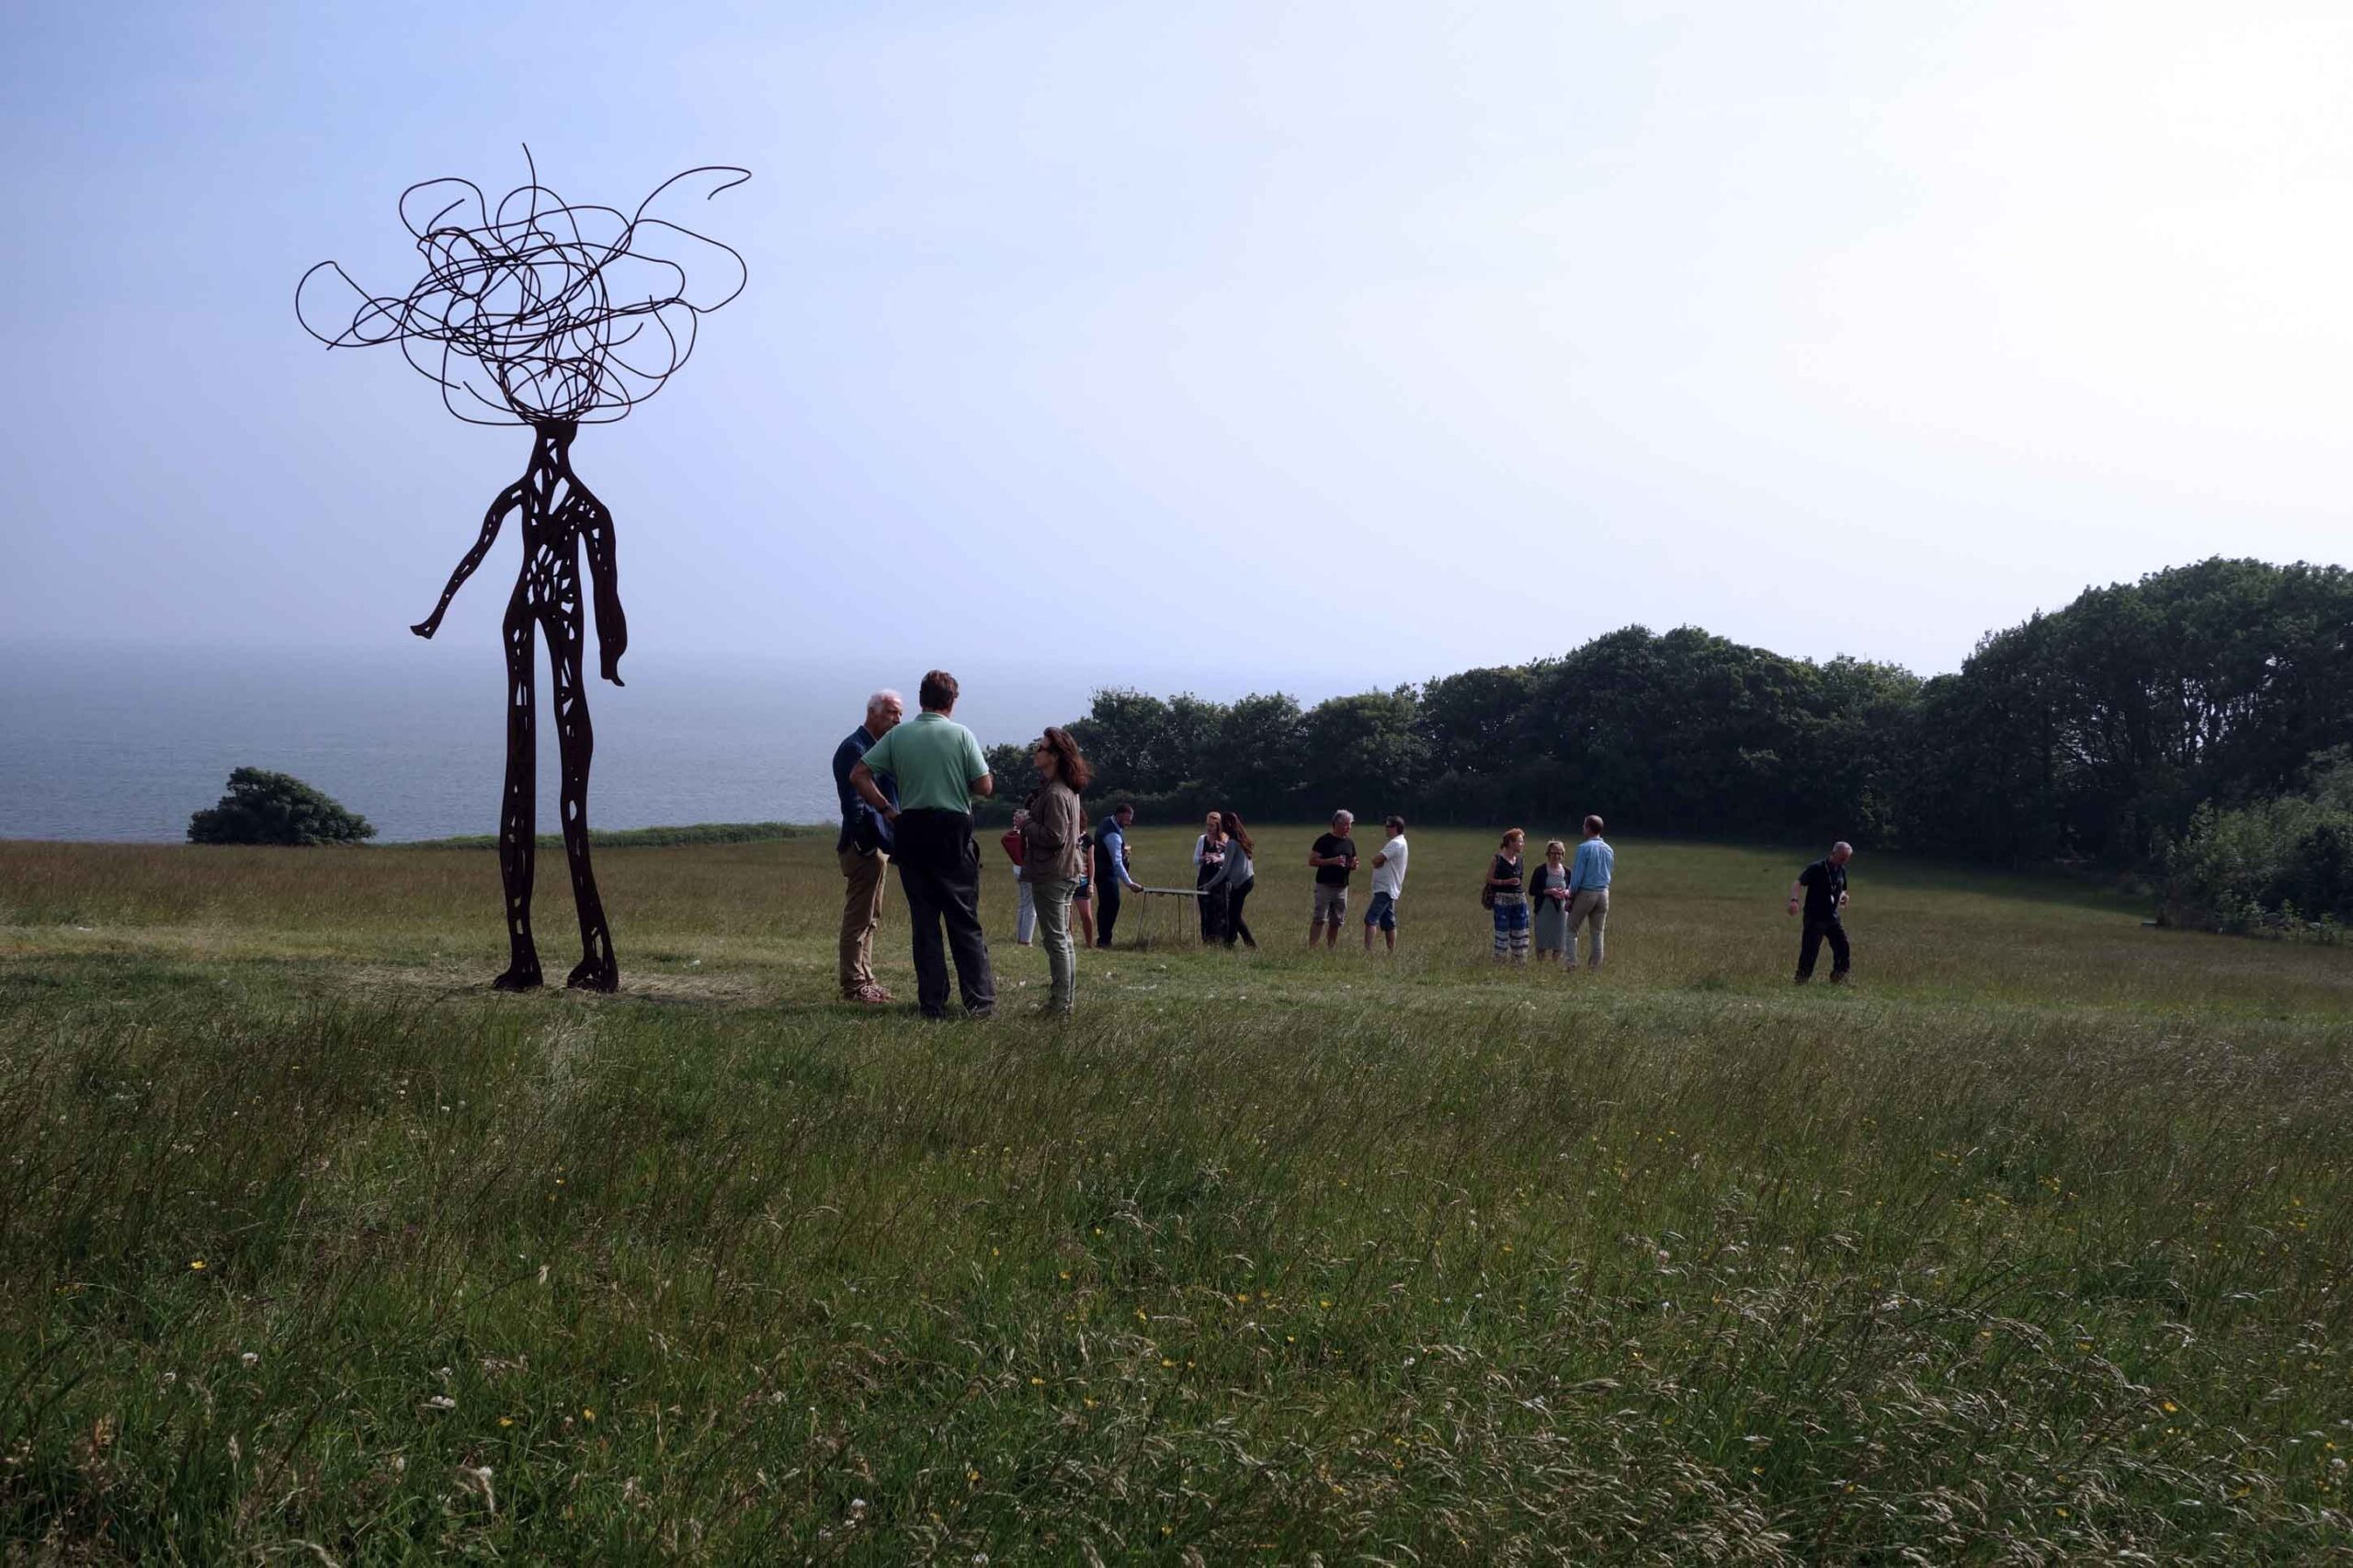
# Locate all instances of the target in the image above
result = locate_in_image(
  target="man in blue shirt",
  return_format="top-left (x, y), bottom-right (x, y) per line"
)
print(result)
top-left (1566, 814), bottom-right (1613, 970)
top-left (831, 689), bottom-right (903, 1004)
top-left (1091, 803), bottom-right (1143, 948)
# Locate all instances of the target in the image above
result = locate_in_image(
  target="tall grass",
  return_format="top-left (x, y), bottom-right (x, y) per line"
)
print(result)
top-left (1, 829), bottom-right (2347, 1560)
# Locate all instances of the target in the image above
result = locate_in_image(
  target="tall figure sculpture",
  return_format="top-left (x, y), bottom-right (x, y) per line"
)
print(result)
top-left (299, 151), bottom-right (747, 991)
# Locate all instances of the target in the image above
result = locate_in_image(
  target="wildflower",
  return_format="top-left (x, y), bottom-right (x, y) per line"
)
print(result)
top-left (188, 1260), bottom-right (206, 1271)
top-left (425, 1394), bottom-right (457, 1411)
top-left (1029, 1377), bottom-right (1045, 1386)
top-left (499, 1416), bottom-right (515, 1427)
top-left (582, 1407), bottom-right (597, 1421)
top-left (241, 1352), bottom-right (258, 1368)
top-left (2163, 1401), bottom-right (2177, 1413)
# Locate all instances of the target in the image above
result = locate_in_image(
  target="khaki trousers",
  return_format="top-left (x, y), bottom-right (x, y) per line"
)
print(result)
top-left (837, 846), bottom-right (890, 995)
top-left (1567, 888), bottom-right (1609, 969)
top-left (1030, 876), bottom-right (1078, 1012)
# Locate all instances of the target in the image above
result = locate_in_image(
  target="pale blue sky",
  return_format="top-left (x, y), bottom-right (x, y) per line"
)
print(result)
top-left (6, 1), bottom-right (2351, 688)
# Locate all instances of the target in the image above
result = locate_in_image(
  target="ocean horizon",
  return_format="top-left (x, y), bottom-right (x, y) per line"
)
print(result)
top-left (0, 642), bottom-right (1380, 844)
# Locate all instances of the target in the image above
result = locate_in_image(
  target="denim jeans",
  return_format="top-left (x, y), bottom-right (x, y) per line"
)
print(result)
top-left (1223, 878), bottom-right (1256, 948)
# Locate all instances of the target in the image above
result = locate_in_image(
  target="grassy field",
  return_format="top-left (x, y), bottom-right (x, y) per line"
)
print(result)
top-left (2, 825), bottom-right (2349, 1562)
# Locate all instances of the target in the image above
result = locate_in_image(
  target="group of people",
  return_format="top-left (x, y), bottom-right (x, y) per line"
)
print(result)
top-left (1483, 818), bottom-right (1615, 966)
top-left (830, 676), bottom-right (1859, 1019)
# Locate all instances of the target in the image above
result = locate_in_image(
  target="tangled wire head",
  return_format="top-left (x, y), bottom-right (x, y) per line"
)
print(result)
top-left (298, 152), bottom-right (748, 427)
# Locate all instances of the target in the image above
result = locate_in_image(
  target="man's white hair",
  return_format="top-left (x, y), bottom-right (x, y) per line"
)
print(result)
top-left (1334, 809), bottom-right (1355, 823)
top-left (867, 688), bottom-right (904, 715)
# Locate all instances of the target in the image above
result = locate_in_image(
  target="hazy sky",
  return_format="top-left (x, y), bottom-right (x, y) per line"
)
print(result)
top-left (6, 1), bottom-right (2350, 691)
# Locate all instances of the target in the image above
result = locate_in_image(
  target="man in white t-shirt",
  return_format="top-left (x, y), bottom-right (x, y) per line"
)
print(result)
top-left (1363, 814), bottom-right (1409, 951)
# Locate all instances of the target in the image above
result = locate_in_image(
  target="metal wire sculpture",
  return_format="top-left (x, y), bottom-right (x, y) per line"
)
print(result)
top-left (299, 150), bottom-right (748, 991)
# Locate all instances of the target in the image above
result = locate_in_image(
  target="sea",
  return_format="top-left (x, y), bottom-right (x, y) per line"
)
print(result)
top-left (0, 644), bottom-right (1139, 843)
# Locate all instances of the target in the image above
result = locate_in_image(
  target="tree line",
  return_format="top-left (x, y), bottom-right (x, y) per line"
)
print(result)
top-left (983, 558), bottom-right (2353, 926)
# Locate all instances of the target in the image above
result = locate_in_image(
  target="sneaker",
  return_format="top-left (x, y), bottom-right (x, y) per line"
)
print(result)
top-left (966, 1006), bottom-right (996, 1021)
top-left (848, 984), bottom-right (893, 1006)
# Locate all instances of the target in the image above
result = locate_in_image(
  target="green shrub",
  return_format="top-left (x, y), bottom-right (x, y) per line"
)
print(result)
top-left (2161, 748), bottom-right (2353, 936)
top-left (186, 767), bottom-right (375, 846)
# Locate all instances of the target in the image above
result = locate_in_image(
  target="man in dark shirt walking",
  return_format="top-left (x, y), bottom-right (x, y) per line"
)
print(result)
top-left (1787, 841), bottom-right (1854, 983)
top-left (831, 689), bottom-right (903, 1004)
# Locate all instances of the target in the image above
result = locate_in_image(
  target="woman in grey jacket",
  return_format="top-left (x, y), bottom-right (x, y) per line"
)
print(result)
top-left (1017, 727), bottom-right (1093, 1014)
top-left (1208, 810), bottom-right (1258, 949)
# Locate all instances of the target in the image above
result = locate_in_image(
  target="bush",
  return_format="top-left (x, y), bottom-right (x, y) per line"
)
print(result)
top-left (188, 768), bottom-right (376, 846)
top-left (2161, 750), bottom-right (2353, 936)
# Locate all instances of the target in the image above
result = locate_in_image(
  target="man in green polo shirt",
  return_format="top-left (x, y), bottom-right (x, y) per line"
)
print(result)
top-left (850, 669), bottom-right (996, 1018)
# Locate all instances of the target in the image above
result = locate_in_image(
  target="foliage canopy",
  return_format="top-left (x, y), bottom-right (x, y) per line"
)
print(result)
top-left (187, 767), bottom-right (376, 846)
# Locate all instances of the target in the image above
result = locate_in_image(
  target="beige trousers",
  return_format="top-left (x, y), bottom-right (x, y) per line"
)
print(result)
top-left (1566, 888), bottom-right (1609, 969)
top-left (838, 846), bottom-right (890, 995)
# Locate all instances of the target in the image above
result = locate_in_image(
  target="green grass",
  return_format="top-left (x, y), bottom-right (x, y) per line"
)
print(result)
top-left (404, 821), bottom-right (804, 850)
top-left (1, 827), bottom-right (2348, 1562)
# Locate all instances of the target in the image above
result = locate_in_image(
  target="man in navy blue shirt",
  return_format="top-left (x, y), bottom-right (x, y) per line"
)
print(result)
top-left (1091, 802), bottom-right (1143, 948)
top-left (833, 688), bottom-right (903, 1003)
top-left (1787, 841), bottom-right (1853, 983)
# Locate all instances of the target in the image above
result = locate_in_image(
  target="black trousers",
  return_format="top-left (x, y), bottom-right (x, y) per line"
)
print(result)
top-left (1223, 878), bottom-right (1256, 948)
top-left (893, 808), bottom-right (995, 1017)
top-left (1196, 863), bottom-right (1226, 943)
top-left (1094, 855), bottom-right (1122, 947)
top-left (1796, 918), bottom-right (1850, 981)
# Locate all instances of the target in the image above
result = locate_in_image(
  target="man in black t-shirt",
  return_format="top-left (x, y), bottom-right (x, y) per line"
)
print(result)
top-left (1786, 841), bottom-right (1854, 983)
top-left (1306, 810), bottom-right (1358, 949)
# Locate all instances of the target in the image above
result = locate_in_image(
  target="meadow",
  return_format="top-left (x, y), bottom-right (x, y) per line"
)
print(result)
top-left (1, 825), bottom-right (2348, 1562)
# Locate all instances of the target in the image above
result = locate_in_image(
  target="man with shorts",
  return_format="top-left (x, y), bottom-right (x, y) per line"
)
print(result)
top-left (1363, 814), bottom-right (1408, 951)
top-left (1307, 810), bottom-right (1357, 948)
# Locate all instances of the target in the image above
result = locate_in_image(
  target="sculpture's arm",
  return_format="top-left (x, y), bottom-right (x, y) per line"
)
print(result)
top-left (581, 494), bottom-right (628, 686)
top-left (413, 483), bottom-right (524, 638)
